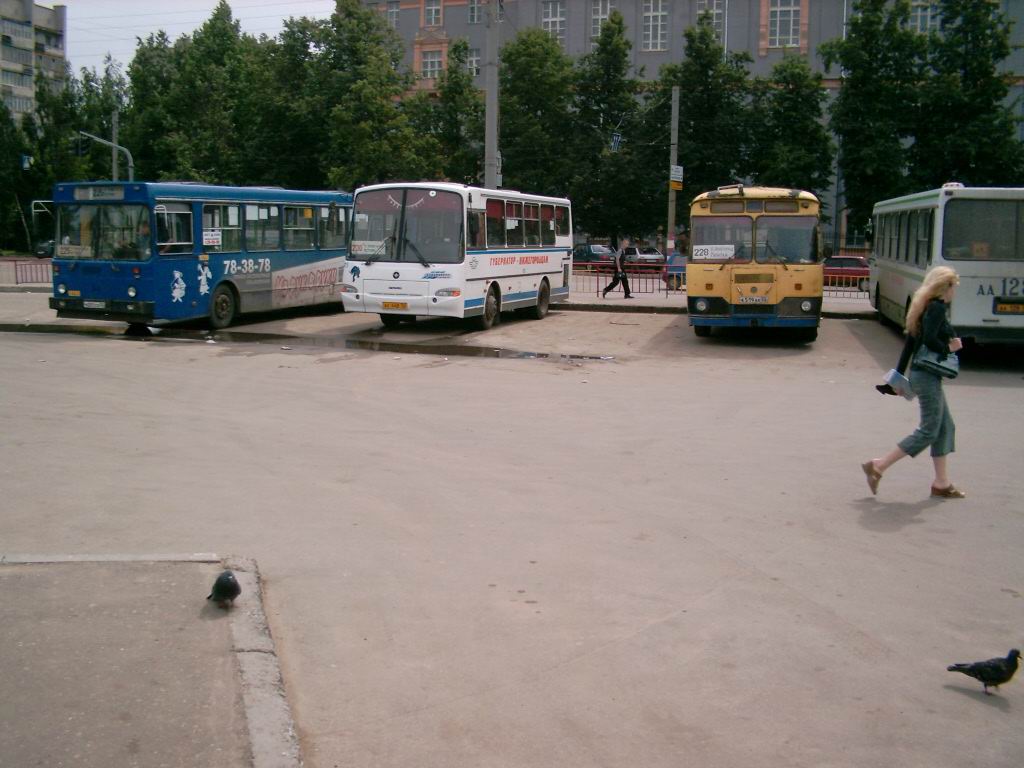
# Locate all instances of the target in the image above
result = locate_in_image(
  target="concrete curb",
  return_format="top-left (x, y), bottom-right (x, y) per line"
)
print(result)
top-left (0, 553), bottom-right (301, 768)
top-left (0, 285), bottom-right (50, 293)
top-left (559, 301), bottom-right (878, 321)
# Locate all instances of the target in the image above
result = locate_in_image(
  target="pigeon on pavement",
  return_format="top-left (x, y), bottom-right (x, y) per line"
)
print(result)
top-left (947, 649), bottom-right (1020, 694)
top-left (207, 569), bottom-right (241, 609)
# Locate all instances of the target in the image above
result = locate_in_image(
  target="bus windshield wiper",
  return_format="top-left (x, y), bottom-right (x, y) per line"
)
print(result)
top-left (404, 238), bottom-right (431, 268)
top-left (759, 242), bottom-right (789, 270)
top-left (364, 235), bottom-right (394, 265)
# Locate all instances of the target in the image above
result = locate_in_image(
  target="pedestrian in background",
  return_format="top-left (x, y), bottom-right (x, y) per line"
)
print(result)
top-left (862, 266), bottom-right (965, 498)
top-left (602, 239), bottom-right (633, 299)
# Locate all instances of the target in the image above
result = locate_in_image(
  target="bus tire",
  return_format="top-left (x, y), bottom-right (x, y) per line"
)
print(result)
top-left (694, 325), bottom-right (711, 338)
top-left (796, 326), bottom-right (818, 343)
top-left (210, 283), bottom-right (237, 329)
top-left (474, 285), bottom-right (500, 330)
top-left (380, 313), bottom-right (403, 328)
top-left (529, 280), bottom-right (550, 320)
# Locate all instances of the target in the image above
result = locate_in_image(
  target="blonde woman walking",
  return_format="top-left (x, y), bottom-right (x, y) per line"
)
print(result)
top-left (862, 266), bottom-right (965, 498)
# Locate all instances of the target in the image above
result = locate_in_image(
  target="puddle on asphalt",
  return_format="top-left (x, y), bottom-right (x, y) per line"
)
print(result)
top-left (0, 323), bottom-right (614, 362)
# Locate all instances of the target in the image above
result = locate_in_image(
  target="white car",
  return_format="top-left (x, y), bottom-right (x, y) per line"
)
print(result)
top-left (623, 246), bottom-right (665, 264)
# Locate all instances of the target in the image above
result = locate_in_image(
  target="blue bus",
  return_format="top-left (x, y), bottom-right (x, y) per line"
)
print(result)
top-left (49, 181), bottom-right (352, 328)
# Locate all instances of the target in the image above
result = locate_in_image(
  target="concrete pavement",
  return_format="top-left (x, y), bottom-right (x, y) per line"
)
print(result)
top-left (0, 555), bottom-right (299, 768)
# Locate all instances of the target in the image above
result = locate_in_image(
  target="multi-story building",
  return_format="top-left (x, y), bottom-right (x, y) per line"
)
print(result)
top-left (363, 0), bottom-right (1024, 246)
top-left (1, 0), bottom-right (66, 123)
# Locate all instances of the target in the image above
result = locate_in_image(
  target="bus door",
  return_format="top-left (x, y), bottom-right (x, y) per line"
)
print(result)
top-left (150, 202), bottom-right (199, 321)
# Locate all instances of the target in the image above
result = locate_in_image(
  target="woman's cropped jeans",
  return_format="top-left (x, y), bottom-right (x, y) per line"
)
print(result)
top-left (898, 367), bottom-right (955, 458)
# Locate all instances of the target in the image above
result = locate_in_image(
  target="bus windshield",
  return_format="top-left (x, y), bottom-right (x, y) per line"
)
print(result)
top-left (756, 215), bottom-right (818, 264)
top-left (690, 215), bottom-right (817, 264)
top-left (351, 188), bottom-right (464, 264)
top-left (57, 204), bottom-right (151, 260)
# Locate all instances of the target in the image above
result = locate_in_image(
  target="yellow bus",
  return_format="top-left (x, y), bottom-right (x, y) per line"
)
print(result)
top-left (687, 184), bottom-right (823, 342)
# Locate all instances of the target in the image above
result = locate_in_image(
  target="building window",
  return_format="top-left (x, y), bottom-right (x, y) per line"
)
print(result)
top-left (768, 0), bottom-right (800, 48)
top-left (387, 1), bottom-right (400, 29)
top-left (425, 0), bottom-right (441, 27)
top-left (909, 1), bottom-right (940, 34)
top-left (468, 0), bottom-right (482, 24)
top-left (468, 48), bottom-right (481, 77)
top-left (1, 70), bottom-right (33, 89)
top-left (2, 19), bottom-right (33, 39)
top-left (421, 49), bottom-right (442, 80)
top-left (542, 1), bottom-right (566, 45)
top-left (1, 43), bottom-right (34, 66)
top-left (642, 1), bottom-right (668, 52)
top-left (696, 0), bottom-right (725, 41)
top-left (591, 1), bottom-right (616, 42)
top-left (3, 94), bottom-right (33, 113)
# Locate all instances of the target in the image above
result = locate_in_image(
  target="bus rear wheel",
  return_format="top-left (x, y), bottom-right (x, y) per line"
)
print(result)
top-left (210, 284), bottom-right (237, 329)
top-left (529, 280), bottom-right (550, 320)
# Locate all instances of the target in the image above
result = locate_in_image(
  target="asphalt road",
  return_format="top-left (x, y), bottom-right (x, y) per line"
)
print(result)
top-left (2, 308), bottom-right (1022, 768)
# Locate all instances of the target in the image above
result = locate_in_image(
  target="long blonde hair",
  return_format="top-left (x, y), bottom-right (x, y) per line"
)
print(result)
top-left (906, 266), bottom-right (959, 336)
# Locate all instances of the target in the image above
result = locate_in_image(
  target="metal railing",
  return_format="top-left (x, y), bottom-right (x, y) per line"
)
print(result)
top-left (15, 259), bottom-right (52, 285)
top-left (823, 274), bottom-right (869, 296)
top-left (572, 262), bottom-right (667, 295)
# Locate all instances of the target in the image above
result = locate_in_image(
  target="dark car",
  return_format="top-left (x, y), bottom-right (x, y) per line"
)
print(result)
top-left (34, 239), bottom-right (54, 258)
top-left (662, 251), bottom-right (686, 290)
top-left (824, 255), bottom-right (869, 292)
top-left (573, 243), bottom-right (615, 265)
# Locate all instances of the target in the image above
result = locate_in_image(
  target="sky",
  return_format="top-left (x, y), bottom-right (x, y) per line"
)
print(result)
top-left (46, 1), bottom-right (340, 74)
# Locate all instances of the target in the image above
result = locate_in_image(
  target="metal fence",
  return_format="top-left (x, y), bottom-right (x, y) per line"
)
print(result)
top-left (572, 263), bottom-right (667, 296)
top-left (823, 274), bottom-right (870, 297)
top-left (15, 260), bottom-right (51, 285)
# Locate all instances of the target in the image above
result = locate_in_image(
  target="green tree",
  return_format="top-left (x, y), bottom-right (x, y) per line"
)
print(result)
top-left (569, 10), bottom-right (649, 241)
top-left (820, 0), bottom-right (926, 230)
top-left (123, 32), bottom-right (179, 182)
top-left (653, 15), bottom-right (754, 227)
top-left (321, 0), bottom-right (441, 188)
top-left (748, 54), bottom-right (834, 201)
top-left (910, 0), bottom-right (1024, 187)
top-left (432, 39), bottom-right (484, 184)
top-left (498, 28), bottom-right (575, 196)
top-left (0, 103), bottom-right (31, 249)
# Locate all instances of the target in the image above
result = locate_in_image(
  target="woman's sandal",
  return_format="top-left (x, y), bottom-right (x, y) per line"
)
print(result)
top-left (862, 461), bottom-right (882, 495)
top-left (931, 484), bottom-right (966, 499)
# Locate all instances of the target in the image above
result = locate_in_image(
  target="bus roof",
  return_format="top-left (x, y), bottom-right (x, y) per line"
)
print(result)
top-left (52, 181), bottom-right (352, 205)
top-left (354, 181), bottom-right (571, 206)
top-left (690, 184), bottom-right (819, 205)
top-left (872, 184), bottom-right (1024, 213)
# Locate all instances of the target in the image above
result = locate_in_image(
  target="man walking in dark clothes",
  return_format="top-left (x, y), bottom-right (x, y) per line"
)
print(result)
top-left (602, 239), bottom-right (633, 299)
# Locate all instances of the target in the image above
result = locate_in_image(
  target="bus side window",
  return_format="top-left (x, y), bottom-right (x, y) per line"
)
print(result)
top-left (155, 202), bottom-right (194, 255)
top-left (524, 204), bottom-right (541, 246)
top-left (319, 205), bottom-right (347, 250)
top-left (283, 206), bottom-right (315, 250)
top-left (467, 211), bottom-right (485, 249)
top-left (506, 201), bottom-right (523, 247)
top-left (919, 211), bottom-right (932, 266)
top-left (540, 204), bottom-right (555, 246)
top-left (486, 199), bottom-right (505, 248)
top-left (555, 205), bottom-right (569, 237)
top-left (202, 204), bottom-right (241, 252)
top-left (246, 205), bottom-right (281, 252)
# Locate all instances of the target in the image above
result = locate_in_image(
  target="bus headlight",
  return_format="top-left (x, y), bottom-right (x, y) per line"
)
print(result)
top-left (695, 299), bottom-right (708, 312)
top-left (57, 283), bottom-right (66, 295)
top-left (801, 300), bottom-right (812, 312)
top-left (435, 288), bottom-right (461, 297)
top-left (338, 284), bottom-right (359, 294)
top-left (127, 286), bottom-right (137, 298)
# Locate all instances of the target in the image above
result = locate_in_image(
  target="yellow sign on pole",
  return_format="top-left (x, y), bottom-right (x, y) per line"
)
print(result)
top-left (670, 180), bottom-right (683, 191)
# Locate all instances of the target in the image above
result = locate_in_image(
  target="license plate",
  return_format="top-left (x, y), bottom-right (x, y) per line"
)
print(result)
top-left (382, 301), bottom-right (408, 310)
top-left (994, 300), bottom-right (1024, 314)
top-left (83, 300), bottom-right (107, 309)
top-left (738, 296), bottom-right (768, 304)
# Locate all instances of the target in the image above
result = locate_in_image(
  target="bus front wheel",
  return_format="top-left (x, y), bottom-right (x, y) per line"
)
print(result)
top-left (380, 313), bottom-right (403, 328)
top-left (474, 285), bottom-right (500, 330)
top-left (210, 284), bottom-right (237, 329)
top-left (694, 325), bottom-right (711, 338)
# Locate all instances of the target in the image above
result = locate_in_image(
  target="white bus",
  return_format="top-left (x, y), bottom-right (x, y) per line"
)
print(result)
top-left (340, 182), bottom-right (572, 330)
top-left (870, 183), bottom-right (1024, 344)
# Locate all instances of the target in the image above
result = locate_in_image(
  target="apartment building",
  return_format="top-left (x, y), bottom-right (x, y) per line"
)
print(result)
top-left (1, 0), bottom-right (65, 122)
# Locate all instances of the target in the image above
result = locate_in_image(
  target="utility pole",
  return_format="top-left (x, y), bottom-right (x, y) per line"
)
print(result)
top-left (484, 0), bottom-right (500, 189)
top-left (666, 86), bottom-right (680, 254)
top-left (111, 110), bottom-right (119, 182)
top-left (79, 129), bottom-right (135, 182)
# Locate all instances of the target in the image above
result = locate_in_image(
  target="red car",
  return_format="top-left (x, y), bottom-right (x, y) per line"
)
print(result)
top-left (823, 255), bottom-right (869, 292)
